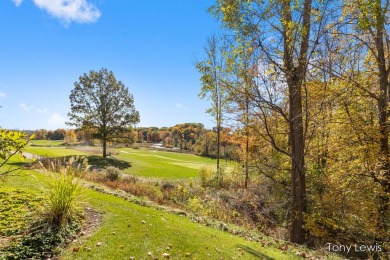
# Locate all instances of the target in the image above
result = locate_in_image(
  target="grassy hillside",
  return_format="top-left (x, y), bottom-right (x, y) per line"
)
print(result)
top-left (0, 168), bottom-right (332, 260)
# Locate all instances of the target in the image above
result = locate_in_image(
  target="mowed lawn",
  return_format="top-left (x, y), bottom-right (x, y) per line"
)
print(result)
top-left (22, 144), bottom-right (229, 180)
top-left (114, 148), bottom-right (226, 180)
top-left (23, 146), bottom-right (88, 157)
top-left (0, 168), bottom-right (309, 260)
top-left (30, 140), bottom-right (65, 147)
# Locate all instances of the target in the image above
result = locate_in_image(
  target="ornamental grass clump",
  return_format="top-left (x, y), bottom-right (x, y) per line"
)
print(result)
top-left (44, 171), bottom-right (81, 226)
top-left (42, 156), bottom-right (86, 227)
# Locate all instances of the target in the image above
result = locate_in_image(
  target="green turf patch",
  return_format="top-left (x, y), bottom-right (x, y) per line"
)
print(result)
top-left (0, 187), bottom-right (44, 237)
top-left (30, 140), bottom-right (65, 147)
top-left (23, 147), bottom-right (87, 157)
top-left (58, 188), bottom-right (305, 260)
top-left (114, 148), bottom-right (227, 180)
top-left (19, 146), bottom-right (227, 180)
top-left (0, 166), bottom-right (341, 260)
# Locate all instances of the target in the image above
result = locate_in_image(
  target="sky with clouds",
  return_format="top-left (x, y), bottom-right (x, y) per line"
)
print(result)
top-left (0, 0), bottom-right (220, 130)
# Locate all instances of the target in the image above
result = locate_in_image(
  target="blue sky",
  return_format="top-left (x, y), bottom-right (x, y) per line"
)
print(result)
top-left (0, 0), bottom-right (220, 130)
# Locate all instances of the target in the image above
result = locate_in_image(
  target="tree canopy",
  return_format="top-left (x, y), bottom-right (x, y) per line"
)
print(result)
top-left (67, 68), bottom-right (140, 157)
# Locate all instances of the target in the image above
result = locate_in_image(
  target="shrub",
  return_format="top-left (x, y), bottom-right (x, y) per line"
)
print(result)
top-left (104, 166), bottom-right (122, 181)
top-left (199, 166), bottom-right (213, 187)
top-left (188, 196), bottom-right (204, 213)
top-left (199, 166), bottom-right (230, 189)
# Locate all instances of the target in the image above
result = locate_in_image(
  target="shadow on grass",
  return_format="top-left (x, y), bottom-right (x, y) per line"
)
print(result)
top-left (87, 155), bottom-right (132, 170)
top-left (237, 245), bottom-right (275, 260)
top-left (7, 161), bottom-right (31, 167)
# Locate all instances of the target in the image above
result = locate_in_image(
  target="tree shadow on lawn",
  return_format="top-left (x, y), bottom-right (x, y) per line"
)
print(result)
top-left (237, 244), bottom-right (275, 260)
top-left (87, 155), bottom-right (132, 170)
top-left (6, 161), bottom-right (31, 168)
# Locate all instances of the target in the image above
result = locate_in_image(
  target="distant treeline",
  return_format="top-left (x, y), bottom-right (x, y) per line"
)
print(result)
top-left (27, 123), bottom-right (239, 160)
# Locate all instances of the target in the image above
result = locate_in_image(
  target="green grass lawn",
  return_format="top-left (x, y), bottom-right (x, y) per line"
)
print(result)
top-left (21, 145), bottom-right (230, 180)
top-left (23, 146), bottom-right (88, 157)
top-left (114, 148), bottom-right (228, 180)
top-left (0, 169), bottom-right (319, 260)
top-left (0, 153), bottom-right (342, 260)
top-left (30, 140), bottom-right (65, 147)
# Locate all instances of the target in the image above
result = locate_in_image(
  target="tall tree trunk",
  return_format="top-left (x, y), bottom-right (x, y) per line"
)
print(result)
top-left (282, 0), bottom-right (311, 244)
top-left (217, 121), bottom-right (220, 170)
top-left (372, 0), bottom-right (390, 233)
top-left (245, 93), bottom-right (250, 189)
top-left (103, 139), bottom-right (107, 158)
top-left (216, 91), bottom-right (221, 171)
top-left (288, 73), bottom-right (307, 244)
top-left (205, 132), bottom-right (209, 156)
top-left (375, 5), bottom-right (389, 181)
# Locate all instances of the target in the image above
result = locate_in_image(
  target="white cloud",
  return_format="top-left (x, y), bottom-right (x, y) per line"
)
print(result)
top-left (33, 0), bottom-right (101, 24)
top-left (19, 103), bottom-right (34, 112)
top-left (12, 0), bottom-right (23, 7)
top-left (36, 108), bottom-right (50, 114)
top-left (0, 91), bottom-right (6, 98)
top-left (48, 113), bottom-right (66, 128)
top-left (176, 103), bottom-right (188, 111)
top-left (19, 103), bottom-right (50, 114)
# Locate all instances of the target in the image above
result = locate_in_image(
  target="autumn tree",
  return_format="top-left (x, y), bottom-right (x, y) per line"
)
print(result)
top-left (147, 130), bottom-right (160, 143)
top-left (197, 36), bottom-right (228, 170)
top-left (47, 128), bottom-right (66, 140)
top-left (65, 129), bottom-right (77, 145)
top-left (309, 0), bottom-right (390, 236)
top-left (343, 1), bottom-right (390, 235)
top-left (208, 0), bottom-right (336, 243)
top-left (33, 129), bottom-right (48, 140)
top-left (67, 68), bottom-right (140, 157)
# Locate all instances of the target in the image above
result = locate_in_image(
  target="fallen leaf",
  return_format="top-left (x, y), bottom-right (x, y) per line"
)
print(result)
top-left (296, 251), bottom-right (308, 258)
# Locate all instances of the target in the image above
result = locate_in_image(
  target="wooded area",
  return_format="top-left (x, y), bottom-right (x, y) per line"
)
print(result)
top-left (195, 0), bottom-right (390, 247)
top-left (2, 0), bottom-right (389, 256)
